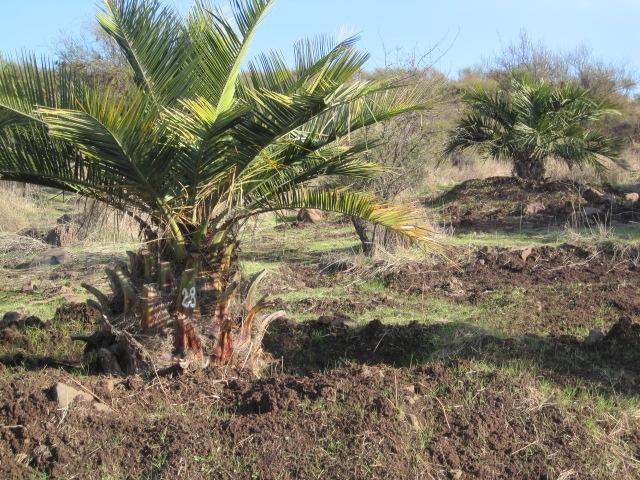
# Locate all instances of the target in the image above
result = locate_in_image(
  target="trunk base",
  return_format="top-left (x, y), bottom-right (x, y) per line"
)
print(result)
top-left (75, 250), bottom-right (285, 376)
top-left (514, 157), bottom-right (546, 182)
top-left (81, 309), bottom-right (286, 376)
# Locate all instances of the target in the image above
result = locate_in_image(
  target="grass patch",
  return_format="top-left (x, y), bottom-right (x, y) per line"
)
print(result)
top-left (0, 290), bottom-right (66, 320)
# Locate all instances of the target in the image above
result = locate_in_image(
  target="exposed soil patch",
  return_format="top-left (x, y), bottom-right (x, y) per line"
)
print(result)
top-left (1, 360), bottom-right (637, 479)
top-left (1, 231), bottom-right (639, 478)
top-left (259, 261), bottom-right (337, 294)
top-left (263, 316), bottom-right (640, 393)
top-left (0, 303), bottom-right (100, 368)
top-left (429, 176), bottom-right (640, 231)
top-left (387, 244), bottom-right (640, 336)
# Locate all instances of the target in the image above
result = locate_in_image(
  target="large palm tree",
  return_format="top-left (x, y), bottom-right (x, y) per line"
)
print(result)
top-left (445, 75), bottom-right (623, 181)
top-left (0, 0), bottom-right (438, 373)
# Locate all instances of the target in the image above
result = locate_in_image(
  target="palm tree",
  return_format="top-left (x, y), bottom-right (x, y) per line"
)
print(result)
top-left (0, 0), bottom-right (438, 373)
top-left (445, 75), bottom-right (623, 181)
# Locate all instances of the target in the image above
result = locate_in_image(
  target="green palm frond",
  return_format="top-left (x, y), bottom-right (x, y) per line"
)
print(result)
top-left (98, 0), bottom-right (193, 104)
top-left (189, 0), bottom-right (273, 110)
top-left (0, 0), bottom-right (438, 253)
top-left (249, 186), bottom-right (442, 250)
top-left (0, 56), bottom-right (85, 129)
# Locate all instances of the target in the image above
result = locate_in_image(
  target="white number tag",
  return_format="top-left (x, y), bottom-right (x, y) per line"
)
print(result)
top-left (181, 287), bottom-right (197, 309)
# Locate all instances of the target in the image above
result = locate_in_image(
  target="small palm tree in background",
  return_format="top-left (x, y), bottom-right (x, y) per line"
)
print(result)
top-left (0, 0), bottom-right (439, 373)
top-left (445, 75), bottom-right (623, 181)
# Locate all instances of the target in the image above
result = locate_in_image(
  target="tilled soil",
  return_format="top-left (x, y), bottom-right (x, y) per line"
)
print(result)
top-left (1, 242), bottom-right (640, 479)
top-left (1, 360), bottom-right (638, 480)
top-left (387, 243), bottom-right (640, 336)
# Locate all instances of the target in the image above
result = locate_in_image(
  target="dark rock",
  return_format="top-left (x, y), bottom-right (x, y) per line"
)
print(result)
top-left (18, 248), bottom-right (69, 269)
top-left (582, 187), bottom-right (606, 203)
top-left (585, 329), bottom-right (605, 346)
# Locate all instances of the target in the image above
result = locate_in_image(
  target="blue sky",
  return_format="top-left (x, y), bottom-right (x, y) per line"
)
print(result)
top-left (1, 0), bottom-right (638, 77)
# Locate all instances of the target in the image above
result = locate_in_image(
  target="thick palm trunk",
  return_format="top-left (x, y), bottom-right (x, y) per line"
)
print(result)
top-left (513, 157), bottom-right (546, 182)
top-left (76, 241), bottom-right (283, 376)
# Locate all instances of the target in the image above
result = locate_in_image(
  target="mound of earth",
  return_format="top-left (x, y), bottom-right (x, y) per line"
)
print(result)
top-left (1, 360), bottom-right (637, 479)
top-left (429, 176), bottom-right (640, 230)
top-left (386, 243), bottom-right (640, 337)
top-left (19, 213), bottom-right (85, 247)
top-left (0, 303), bottom-right (100, 369)
top-left (597, 317), bottom-right (640, 365)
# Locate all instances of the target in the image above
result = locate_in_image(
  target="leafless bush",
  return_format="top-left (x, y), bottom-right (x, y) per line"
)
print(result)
top-left (335, 51), bottom-right (451, 255)
top-left (485, 31), bottom-right (637, 98)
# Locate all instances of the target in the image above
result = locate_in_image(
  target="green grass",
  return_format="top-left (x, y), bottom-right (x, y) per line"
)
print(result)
top-left (449, 229), bottom-right (565, 247)
top-left (0, 290), bottom-right (67, 320)
top-left (446, 222), bottom-right (640, 248)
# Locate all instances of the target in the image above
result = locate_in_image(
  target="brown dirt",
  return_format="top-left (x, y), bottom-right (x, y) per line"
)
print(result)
top-left (429, 176), bottom-right (639, 230)
top-left (2, 235), bottom-right (640, 478)
top-left (273, 295), bottom-right (395, 318)
top-left (264, 318), bottom-right (437, 373)
top-left (387, 243), bottom-right (640, 337)
top-left (1, 359), bottom-right (637, 480)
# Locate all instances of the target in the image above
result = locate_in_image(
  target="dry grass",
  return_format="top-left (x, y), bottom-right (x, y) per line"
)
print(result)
top-left (0, 183), bottom-right (140, 245)
top-left (0, 185), bottom-right (46, 233)
top-left (0, 233), bottom-right (48, 266)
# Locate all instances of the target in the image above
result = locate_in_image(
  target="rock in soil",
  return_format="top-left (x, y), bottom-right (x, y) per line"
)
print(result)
top-left (52, 382), bottom-right (93, 409)
top-left (524, 202), bottom-right (545, 216)
top-left (296, 208), bottom-right (325, 223)
top-left (51, 382), bottom-right (112, 413)
top-left (17, 247), bottom-right (69, 269)
top-left (0, 312), bottom-right (45, 330)
top-left (0, 312), bottom-right (22, 329)
top-left (625, 192), bottom-right (640, 203)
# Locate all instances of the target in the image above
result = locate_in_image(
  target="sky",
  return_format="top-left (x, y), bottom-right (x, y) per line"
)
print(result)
top-left (0, 0), bottom-right (639, 78)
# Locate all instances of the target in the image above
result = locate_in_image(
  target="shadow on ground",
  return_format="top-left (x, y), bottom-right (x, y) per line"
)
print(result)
top-left (2, 312), bottom-right (638, 398)
top-left (263, 317), bottom-right (640, 396)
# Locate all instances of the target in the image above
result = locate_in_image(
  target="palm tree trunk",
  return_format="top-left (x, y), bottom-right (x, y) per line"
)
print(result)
top-left (76, 240), bottom-right (282, 375)
top-left (351, 217), bottom-right (377, 256)
top-left (513, 157), bottom-right (546, 181)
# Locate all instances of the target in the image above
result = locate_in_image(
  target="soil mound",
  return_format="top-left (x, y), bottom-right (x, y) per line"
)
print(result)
top-left (1, 362), bottom-right (635, 479)
top-left (429, 176), bottom-right (640, 230)
top-left (598, 317), bottom-right (640, 365)
top-left (386, 244), bottom-right (640, 336)
top-left (19, 213), bottom-right (85, 247)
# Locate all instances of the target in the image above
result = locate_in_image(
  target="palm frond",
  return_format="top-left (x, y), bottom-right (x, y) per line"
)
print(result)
top-left (98, 0), bottom-right (193, 104)
top-left (248, 187), bottom-right (443, 251)
top-left (0, 0), bottom-right (437, 251)
top-left (446, 75), bottom-right (623, 178)
top-left (0, 56), bottom-right (84, 130)
top-left (189, 0), bottom-right (273, 111)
